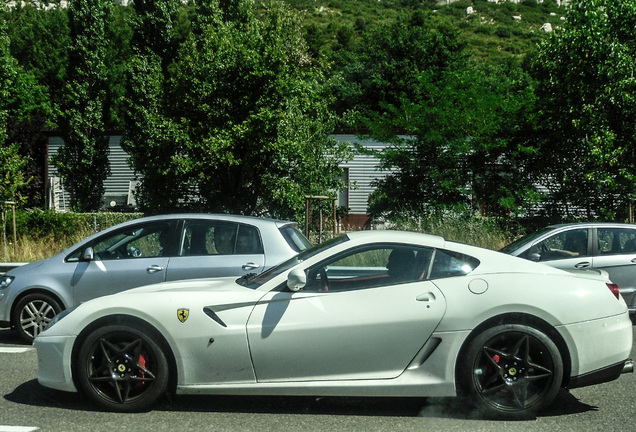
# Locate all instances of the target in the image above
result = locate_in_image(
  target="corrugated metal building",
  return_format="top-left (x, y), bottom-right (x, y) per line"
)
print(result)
top-left (47, 135), bottom-right (138, 211)
top-left (47, 134), bottom-right (393, 222)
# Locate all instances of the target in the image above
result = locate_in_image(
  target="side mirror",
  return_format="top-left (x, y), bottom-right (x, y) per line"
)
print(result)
top-left (81, 246), bottom-right (94, 262)
top-left (287, 268), bottom-right (306, 292)
top-left (528, 252), bottom-right (541, 262)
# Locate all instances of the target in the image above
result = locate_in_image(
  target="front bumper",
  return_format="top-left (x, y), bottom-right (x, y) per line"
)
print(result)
top-left (34, 334), bottom-right (78, 393)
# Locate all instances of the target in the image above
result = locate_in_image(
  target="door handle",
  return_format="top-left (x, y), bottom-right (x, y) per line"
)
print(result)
top-left (416, 292), bottom-right (436, 302)
top-left (574, 262), bottom-right (591, 269)
top-left (242, 262), bottom-right (260, 270)
top-left (147, 265), bottom-right (165, 273)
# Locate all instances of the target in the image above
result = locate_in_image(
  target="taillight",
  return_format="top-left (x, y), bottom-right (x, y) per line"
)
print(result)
top-left (607, 282), bottom-right (620, 300)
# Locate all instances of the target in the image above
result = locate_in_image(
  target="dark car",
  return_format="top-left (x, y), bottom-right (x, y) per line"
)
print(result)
top-left (0, 214), bottom-right (311, 342)
top-left (501, 222), bottom-right (636, 314)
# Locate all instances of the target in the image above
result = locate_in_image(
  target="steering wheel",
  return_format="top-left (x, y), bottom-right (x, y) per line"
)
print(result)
top-left (127, 246), bottom-right (142, 258)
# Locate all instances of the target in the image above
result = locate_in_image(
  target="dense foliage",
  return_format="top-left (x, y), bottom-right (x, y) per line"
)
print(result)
top-left (531, 0), bottom-right (636, 220)
top-left (0, 3), bottom-right (29, 204)
top-left (1, 0), bottom-right (635, 227)
top-left (123, 0), bottom-right (351, 220)
top-left (52, 0), bottom-right (112, 212)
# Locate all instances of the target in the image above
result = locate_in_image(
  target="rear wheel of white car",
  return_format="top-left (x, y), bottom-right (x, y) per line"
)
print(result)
top-left (12, 293), bottom-right (62, 343)
top-left (459, 324), bottom-right (563, 419)
top-left (76, 325), bottom-right (169, 412)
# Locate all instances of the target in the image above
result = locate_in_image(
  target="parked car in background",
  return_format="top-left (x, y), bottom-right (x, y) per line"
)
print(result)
top-left (35, 230), bottom-right (632, 418)
top-left (501, 222), bottom-right (636, 315)
top-left (0, 214), bottom-right (311, 342)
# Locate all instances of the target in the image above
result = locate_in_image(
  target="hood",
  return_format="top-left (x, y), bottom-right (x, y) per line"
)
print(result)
top-left (5, 258), bottom-right (48, 276)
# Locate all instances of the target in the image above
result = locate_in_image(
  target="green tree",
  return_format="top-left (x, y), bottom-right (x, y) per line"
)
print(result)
top-left (4, 4), bottom-right (70, 119)
top-left (367, 60), bottom-right (538, 220)
top-left (531, 0), bottom-right (636, 220)
top-left (121, 0), bottom-right (185, 211)
top-left (1, 3), bottom-right (29, 204)
top-left (124, 0), bottom-right (350, 220)
top-left (53, 0), bottom-right (111, 212)
top-left (346, 13), bottom-right (537, 220)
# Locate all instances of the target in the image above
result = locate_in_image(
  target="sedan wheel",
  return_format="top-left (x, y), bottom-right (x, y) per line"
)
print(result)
top-left (459, 324), bottom-right (563, 419)
top-left (76, 325), bottom-right (169, 412)
top-left (12, 293), bottom-right (62, 343)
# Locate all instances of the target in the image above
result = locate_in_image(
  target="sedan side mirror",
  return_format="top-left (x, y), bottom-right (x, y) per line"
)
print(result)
top-left (528, 252), bottom-right (541, 262)
top-left (287, 268), bottom-right (306, 292)
top-left (81, 246), bottom-right (94, 262)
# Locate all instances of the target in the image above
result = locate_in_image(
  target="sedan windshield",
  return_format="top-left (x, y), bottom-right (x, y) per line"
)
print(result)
top-left (238, 235), bottom-right (349, 289)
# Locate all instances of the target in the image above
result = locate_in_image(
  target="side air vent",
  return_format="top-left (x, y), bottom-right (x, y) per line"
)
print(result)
top-left (203, 307), bottom-right (227, 327)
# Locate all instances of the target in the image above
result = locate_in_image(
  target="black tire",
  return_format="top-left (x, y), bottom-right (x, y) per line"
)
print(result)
top-left (76, 324), bottom-right (169, 412)
top-left (12, 293), bottom-right (63, 343)
top-left (458, 324), bottom-right (563, 419)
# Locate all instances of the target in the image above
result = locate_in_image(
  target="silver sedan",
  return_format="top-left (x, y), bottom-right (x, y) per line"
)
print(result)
top-left (501, 222), bottom-right (636, 314)
top-left (0, 214), bottom-right (311, 342)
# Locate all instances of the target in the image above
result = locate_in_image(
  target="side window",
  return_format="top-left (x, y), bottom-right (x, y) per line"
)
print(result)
top-left (305, 245), bottom-right (433, 292)
top-left (428, 249), bottom-right (479, 279)
top-left (236, 225), bottom-right (264, 254)
top-left (181, 221), bottom-right (237, 256)
top-left (91, 223), bottom-right (171, 260)
top-left (527, 228), bottom-right (588, 261)
top-left (598, 228), bottom-right (636, 255)
top-left (180, 221), bottom-right (263, 255)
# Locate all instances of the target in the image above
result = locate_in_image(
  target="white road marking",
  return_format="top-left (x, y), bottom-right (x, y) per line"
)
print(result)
top-left (0, 347), bottom-right (32, 353)
top-left (0, 427), bottom-right (39, 432)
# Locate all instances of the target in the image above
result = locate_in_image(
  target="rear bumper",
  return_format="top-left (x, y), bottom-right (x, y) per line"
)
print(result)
top-left (568, 358), bottom-right (633, 389)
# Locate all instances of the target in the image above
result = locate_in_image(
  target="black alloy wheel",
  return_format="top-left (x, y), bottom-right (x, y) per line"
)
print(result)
top-left (459, 324), bottom-right (563, 419)
top-left (76, 325), bottom-right (169, 412)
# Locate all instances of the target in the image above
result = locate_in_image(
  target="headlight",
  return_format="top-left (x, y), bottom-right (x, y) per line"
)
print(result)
top-left (0, 276), bottom-right (14, 290)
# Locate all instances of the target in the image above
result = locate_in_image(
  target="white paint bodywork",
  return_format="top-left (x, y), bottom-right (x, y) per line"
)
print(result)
top-left (35, 231), bottom-right (633, 398)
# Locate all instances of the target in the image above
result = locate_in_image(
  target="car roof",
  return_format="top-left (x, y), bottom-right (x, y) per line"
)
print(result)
top-left (543, 222), bottom-right (636, 229)
top-left (344, 229), bottom-right (447, 248)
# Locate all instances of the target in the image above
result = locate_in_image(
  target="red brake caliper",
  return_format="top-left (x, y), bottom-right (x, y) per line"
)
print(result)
top-left (137, 353), bottom-right (147, 388)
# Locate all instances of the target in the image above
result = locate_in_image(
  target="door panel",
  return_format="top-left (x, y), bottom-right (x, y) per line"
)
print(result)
top-left (166, 255), bottom-right (265, 280)
top-left (72, 257), bottom-right (169, 304)
top-left (167, 219), bottom-right (266, 280)
top-left (247, 281), bottom-right (445, 382)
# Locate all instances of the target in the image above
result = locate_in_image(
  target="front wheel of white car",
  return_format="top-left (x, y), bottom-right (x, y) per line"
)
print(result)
top-left (76, 324), bottom-right (169, 412)
top-left (458, 324), bottom-right (564, 419)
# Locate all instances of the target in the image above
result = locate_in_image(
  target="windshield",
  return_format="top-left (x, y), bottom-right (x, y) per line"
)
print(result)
top-left (238, 234), bottom-right (349, 289)
top-left (499, 226), bottom-right (555, 253)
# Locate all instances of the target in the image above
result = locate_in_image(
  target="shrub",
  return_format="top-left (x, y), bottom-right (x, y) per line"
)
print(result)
top-left (0, 210), bottom-right (142, 262)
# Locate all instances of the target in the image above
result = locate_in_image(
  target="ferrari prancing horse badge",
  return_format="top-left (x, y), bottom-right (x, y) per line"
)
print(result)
top-left (177, 308), bottom-right (189, 323)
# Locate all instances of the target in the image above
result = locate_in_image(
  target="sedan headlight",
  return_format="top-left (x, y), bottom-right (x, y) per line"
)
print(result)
top-left (0, 276), bottom-right (14, 290)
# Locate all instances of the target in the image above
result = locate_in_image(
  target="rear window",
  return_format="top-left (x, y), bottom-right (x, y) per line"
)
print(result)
top-left (279, 225), bottom-right (313, 252)
top-left (428, 249), bottom-right (480, 279)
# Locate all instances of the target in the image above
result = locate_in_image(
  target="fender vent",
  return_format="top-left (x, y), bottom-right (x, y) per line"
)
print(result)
top-left (203, 307), bottom-right (227, 327)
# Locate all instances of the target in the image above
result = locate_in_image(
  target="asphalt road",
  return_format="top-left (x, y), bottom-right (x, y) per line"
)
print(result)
top-left (1, 327), bottom-right (635, 432)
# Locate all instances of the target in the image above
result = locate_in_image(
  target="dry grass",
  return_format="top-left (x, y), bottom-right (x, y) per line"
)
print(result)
top-left (1, 229), bottom-right (95, 263)
top-left (1, 214), bottom-right (516, 263)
